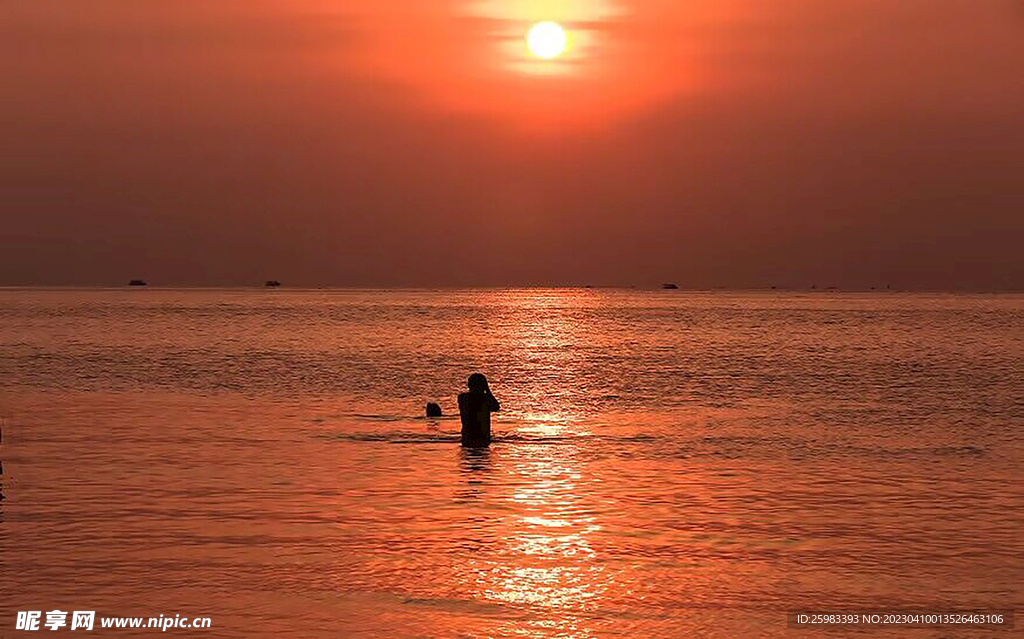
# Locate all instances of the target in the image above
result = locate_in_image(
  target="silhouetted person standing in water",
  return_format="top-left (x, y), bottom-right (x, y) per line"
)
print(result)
top-left (458, 373), bottom-right (500, 447)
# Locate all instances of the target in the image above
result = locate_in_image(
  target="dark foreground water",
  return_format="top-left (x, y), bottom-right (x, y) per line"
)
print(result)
top-left (1, 289), bottom-right (1021, 637)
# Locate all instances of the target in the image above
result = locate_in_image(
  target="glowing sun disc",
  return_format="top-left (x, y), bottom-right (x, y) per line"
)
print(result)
top-left (527, 22), bottom-right (567, 59)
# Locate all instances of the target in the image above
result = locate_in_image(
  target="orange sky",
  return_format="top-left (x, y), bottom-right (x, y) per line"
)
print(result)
top-left (2, 0), bottom-right (1023, 287)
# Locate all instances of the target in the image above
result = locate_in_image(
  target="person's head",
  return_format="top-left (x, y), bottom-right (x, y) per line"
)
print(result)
top-left (467, 373), bottom-right (489, 393)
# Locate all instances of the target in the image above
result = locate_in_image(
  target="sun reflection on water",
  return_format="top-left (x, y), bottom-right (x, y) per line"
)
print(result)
top-left (451, 291), bottom-right (621, 632)
top-left (463, 429), bottom-right (609, 624)
top-left (489, 289), bottom-right (599, 425)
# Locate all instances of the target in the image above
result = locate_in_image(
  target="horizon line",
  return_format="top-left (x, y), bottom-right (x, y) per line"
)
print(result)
top-left (1, 285), bottom-right (1022, 294)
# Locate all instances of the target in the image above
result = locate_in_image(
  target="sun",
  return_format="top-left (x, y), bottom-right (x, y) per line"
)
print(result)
top-left (526, 22), bottom-right (567, 60)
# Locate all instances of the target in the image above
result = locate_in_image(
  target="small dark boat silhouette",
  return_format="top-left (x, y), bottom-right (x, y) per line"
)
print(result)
top-left (662, 283), bottom-right (679, 290)
top-left (128, 280), bottom-right (148, 286)
top-left (265, 280), bottom-right (282, 287)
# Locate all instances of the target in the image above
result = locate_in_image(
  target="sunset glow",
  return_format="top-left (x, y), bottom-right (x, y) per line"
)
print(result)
top-left (2, 0), bottom-right (1022, 283)
top-left (526, 22), bottom-right (568, 59)
top-left (3, 0), bottom-right (1024, 634)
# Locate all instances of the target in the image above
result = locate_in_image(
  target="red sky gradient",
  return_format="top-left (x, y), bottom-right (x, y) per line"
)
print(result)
top-left (2, 0), bottom-right (1023, 288)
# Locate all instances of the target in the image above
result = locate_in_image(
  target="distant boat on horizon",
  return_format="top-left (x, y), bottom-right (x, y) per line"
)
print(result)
top-left (265, 280), bottom-right (282, 287)
top-left (662, 283), bottom-right (679, 290)
top-left (128, 280), bottom-right (147, 287)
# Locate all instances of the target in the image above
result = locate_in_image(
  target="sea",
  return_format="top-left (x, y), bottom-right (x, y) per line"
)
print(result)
top-left (1, 288), bottom-right (1021, 637)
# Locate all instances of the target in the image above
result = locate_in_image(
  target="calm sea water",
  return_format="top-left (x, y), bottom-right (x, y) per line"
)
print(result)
top-left (1, 289), bottom-right (1021, 637)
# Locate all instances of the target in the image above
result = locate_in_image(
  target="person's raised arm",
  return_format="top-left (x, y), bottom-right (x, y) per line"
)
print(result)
top-left (486, 391), bottom-right (500, 412)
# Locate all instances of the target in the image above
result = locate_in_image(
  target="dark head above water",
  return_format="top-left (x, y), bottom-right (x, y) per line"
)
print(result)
top-left (425, 402), bottom-right (442, 417)
top-left (467, 373), bottom-right (489, 393)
